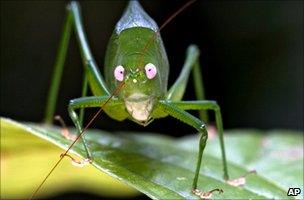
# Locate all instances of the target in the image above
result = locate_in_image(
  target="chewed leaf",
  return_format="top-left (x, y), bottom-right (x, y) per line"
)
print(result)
top-left (1, 117), bottom-right (303, 199)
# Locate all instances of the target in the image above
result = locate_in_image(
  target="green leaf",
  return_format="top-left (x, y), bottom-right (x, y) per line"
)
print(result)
top-left (1, 117), bottom-right (303, 199)
top-left (1, 118), bottom-right (138, 199)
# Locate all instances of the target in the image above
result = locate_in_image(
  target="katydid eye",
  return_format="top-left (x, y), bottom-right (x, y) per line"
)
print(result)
top-left (114, 65), bottom-right (124, 81)
top-left (145, 63), bottom-right (157, 79)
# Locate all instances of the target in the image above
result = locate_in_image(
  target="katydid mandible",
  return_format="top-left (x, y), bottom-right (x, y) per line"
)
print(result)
top-left (32, 1), bottom-right (231, 199)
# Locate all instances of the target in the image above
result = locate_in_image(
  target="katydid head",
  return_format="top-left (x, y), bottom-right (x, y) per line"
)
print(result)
top-left (103, 1), bottom-right (172, 123)
top-left (104, 0), bottom-right (168, 123)
top-left (113, 59), bottom-right (160, 122)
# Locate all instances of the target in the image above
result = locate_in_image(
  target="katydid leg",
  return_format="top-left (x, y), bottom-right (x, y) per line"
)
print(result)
top-left (191, 54), bottom-right (208, 122)
top-left (67, 96), bottom-right (112, 160)
top-left (166, 45), bottom-right (208, 122)
top-left (44, 11), bottom-right (73, 123)
top-left (172, 100), bottom-right (229, 180)
top-left (71, 74), bottom-right (91, 159)
top-left (173, 101), bottom-right (258, 186)
top-left (158, 101), bottom-right (215, 191)
top-left (69, 2), bottom-right (110, 96)
top-left (44, 1), bottom-right (112, 159)
top-left (79, 71), bottom-right (89, 126)
top-left (44, 2), bottom-right (110, 124)
top-left (53, 75), bottom-right (90, 148)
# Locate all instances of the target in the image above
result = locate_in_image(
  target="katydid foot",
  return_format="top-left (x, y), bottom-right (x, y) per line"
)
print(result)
top-left (192, 188), bottom-right (223, 199)
top-left (226, 170), bottom-right (257, 187)
top-left (60, 153), bottom-right (93, 167)
top-left (54, 115), bottom-right (77, 141)
top-left (55, 115), bottom-right (94, 166)
top-left (192, 170), bottom-right (256, 199)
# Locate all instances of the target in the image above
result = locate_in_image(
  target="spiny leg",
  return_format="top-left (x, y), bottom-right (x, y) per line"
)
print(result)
top-left (158, 101), bottom-right (222, 198)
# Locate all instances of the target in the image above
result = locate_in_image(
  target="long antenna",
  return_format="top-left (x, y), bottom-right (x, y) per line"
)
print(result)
top-left (159, 0), bottom-right (197, 31)
top-left (138, 0), bottom-right (197, 67)
top-left (29, 82), bottom-right (125, 200)
top-left (30, 1), bottom-right (197, 199)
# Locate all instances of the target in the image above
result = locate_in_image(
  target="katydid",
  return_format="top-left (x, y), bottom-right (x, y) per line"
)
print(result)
top-left (30, 1), bottom-right (240, 199)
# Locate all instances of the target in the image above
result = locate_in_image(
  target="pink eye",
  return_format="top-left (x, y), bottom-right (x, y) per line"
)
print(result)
top-left (145, 63), bottom-right (157, 79)
top-left (114, 65), bottom-right (124, 81)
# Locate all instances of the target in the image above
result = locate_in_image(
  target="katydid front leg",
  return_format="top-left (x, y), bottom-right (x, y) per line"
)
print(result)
top-left (66, 96), bottom-right (122, 165)
top-left (172, 100), bottom-right (228, 180)
top-left (165, 45), bottom-right (228, 197)
top-left (157, 101), bottom-right (223, 198)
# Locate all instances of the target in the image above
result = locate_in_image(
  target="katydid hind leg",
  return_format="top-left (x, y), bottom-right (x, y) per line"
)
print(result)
top-left (166, 45), bottom-right (208, 122)
top-left (166, 45), bottom-right (200, 101)
top-left (44, 11), bottom-right (73, 124)
top-left (44, 2), bottom-right (110, 124)
top-left (69, 2), bottom-right (110, 96)
top-left (191, 50), bottom-right (208, 123)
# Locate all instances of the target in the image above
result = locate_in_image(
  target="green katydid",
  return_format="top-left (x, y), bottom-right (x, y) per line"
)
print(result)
top-left (30, 1), bottom-right (249, 199)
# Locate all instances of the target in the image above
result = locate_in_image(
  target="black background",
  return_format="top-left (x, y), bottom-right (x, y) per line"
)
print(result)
top-left (1, 0), bottom-right (303, 199)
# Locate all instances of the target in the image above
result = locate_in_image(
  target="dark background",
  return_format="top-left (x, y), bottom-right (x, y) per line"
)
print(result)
top-left (1, 0), bottom-right (303, 199)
